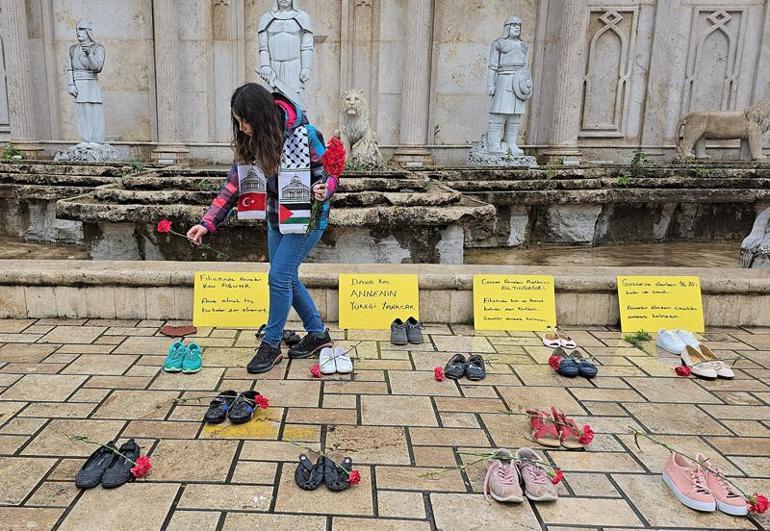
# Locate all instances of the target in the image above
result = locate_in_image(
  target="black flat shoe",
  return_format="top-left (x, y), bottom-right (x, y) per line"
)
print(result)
top-left (227, 391), bottom-right (260, 424)
top-left (294, 454), bottom-right (325, 490)
top-left (324, 456), bottom-right (354, 492)
top-left (101, 439), bottom-right (140, 489)
top-left (465, 354), bottom-right (486, 381)
top-left (75, 441), bottom-right (118, 489)
top-left (444, 354), bottom-right (467, 380)
top-left (204, 390), bottom-right (238, 424)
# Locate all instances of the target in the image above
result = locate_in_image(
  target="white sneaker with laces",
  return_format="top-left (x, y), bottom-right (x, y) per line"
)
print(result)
top-left (656, 330), bottom-right (686, 355)
top-left (675, 330), bottom-right (701, 349)
top-left (332, 347), bottom-right (353, 374)
top-left (319, 347), bottom-right (337, 375)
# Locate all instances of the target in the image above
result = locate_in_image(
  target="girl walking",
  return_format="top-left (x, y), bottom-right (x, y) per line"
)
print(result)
top-left (187, 83), bottom-right (341, 373)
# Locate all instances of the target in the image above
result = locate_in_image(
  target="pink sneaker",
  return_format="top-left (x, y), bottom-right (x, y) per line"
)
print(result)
top-left (662, 452), bottom-right (716, 512)
top-left (482, 449), bottom-right (524, 503)
top-left (515, 448), bottom-right (558, 501)
top-left (698, 454), bottom-right (748, 516)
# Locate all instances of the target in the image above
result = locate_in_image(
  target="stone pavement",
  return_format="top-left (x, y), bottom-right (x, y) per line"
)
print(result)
top-left (0, 319), bottom-right (768, 530)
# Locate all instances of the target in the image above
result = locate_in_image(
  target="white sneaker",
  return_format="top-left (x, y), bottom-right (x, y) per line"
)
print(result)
top-left (319, 347), bottom-right (337, 375)
top-left (333, 346), bottom-right (353, 374)
top-left (698, 346), bottom-right (735, 379)
top-left (675, 330), bottom-right (701, 349)
top-left (657, 330), bottom-right (686, 355)
top-left (682, 345), bottom-right (718, 380)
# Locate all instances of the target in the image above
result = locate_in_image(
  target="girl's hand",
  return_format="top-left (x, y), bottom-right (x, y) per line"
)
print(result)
top-left (312, 183), bottom-right (328, 201)
top-left (186, 225), bottom-right (209, 245)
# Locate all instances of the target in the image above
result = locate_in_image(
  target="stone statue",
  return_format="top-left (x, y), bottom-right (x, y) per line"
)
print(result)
top-left (339, 89), bottom-right (385, 170)
top-left (56, 19), bottom-right (120, 162)
top-left (468, 16), bottom-right (536, 167)
top-left (677, 100), bottom-right (770, 161)
top-left (740, 207), bottom-right (770, 268)
top-left (257, 0), bottom-right (313, 108)
top-left (67, 19), bottom-right (105, 147)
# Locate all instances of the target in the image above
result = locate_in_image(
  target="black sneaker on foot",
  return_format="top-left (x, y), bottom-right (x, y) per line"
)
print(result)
top-left (288, 329), bottom-right (333, 359)
top-left (247, 342), bottom-right (283, 374)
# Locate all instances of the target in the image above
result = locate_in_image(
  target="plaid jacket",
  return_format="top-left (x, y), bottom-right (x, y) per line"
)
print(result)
top-left (201, 97), bottom-right (336, 233)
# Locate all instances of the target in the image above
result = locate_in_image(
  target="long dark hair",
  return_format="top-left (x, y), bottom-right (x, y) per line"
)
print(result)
top-left (231, 83), bottom-right (284, 175)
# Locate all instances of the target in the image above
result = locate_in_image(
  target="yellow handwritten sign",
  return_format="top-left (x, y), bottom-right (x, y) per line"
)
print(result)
top-left (617, 276), bottom-right (704, 333)
top-left (473, 275), bottom-right (556, 331)
top-left (193, 272), bottom-right (269, 328)
top-left (338, 274), bottom-right (419, 329)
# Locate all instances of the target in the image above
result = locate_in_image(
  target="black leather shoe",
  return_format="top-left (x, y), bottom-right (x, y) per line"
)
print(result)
top-left (75, 441), bottom-right (118, 489)
top-left (466, 354), bottom-right (486, 381)
top-left (204, 390), bottom-right (238, 424)
top-left (444, 354), bottom-right (467, 380)
top-left (247, 342), bottom-right (283, 374)
top-left (288, 329), bottom-right (333, 359)
top-left (101, 439), bottom-right (140, 489)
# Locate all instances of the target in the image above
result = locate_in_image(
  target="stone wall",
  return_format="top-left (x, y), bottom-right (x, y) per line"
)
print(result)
top-left (1, 0), bottom-right (769, 163)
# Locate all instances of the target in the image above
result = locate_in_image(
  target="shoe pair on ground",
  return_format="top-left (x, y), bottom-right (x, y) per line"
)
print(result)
top-left (663, 451), bottom-right (748, 516)
top-left (391, 317), bottom-right (423, 345)
top-left (75, 439), bottom-right (141, 489)
top-left (204, 390), bottom-right (265, 424)
top-left (484, 448), bottom-right (558, 503)
top-left (528, 407), bottom-right (591, 450)
top-left (295, 454), bottom-right (354, 492)
top-left (444, 353), bottom-right (486, 381)
top-left (657, 330), bottom-right (734, 379)
top-left (255, 324), bottom-right (301, 348)
top-left (163, 340), bottom-right (202, 374)
top-left (247, 328), bottom-right (334, 374)
top-left (550, 347), bottom-right (598, 379)
top-left (542, 326), bottom-right (576, 349)
top-left (319, 347), bottom-right (353, 375)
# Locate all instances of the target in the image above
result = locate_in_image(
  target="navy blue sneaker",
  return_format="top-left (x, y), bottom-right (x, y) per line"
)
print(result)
top-left (557, 355), bottom-right (580, 378)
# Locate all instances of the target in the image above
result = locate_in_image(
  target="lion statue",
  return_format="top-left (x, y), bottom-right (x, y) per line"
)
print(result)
top-left (677, 100), bottom-right (770, 161)
top-left (338, 89), bottom-right (386, 170)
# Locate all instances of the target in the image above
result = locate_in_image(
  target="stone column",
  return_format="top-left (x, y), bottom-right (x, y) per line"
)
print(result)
top-left (392, 0), bottom-right (434, 167)
top-left (0, 0), bottom-right (43, 157)
top-left (151, 0), bottom-right (188, 165)
top-left (541, 0), bottom-right (585, 165)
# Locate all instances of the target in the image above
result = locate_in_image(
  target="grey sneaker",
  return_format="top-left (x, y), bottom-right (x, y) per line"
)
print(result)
top-left (390, 318), bottom-right (408, 345)
top-left (405, 317), bottom-right (423, 344)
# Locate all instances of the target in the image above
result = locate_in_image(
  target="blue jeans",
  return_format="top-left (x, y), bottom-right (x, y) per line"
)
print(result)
top-left (263, 227), bottom-right (326, 347)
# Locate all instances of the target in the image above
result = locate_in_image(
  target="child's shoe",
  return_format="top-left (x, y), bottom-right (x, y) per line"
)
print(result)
top-left (182, 342), bottom-right (203, 374)
top-left (515, 448), bottom-right (558, 501)
top-left (662, 452), bottom-right (716, 512)
top-left (526, 409), bottom-right (561, 448)
top-left (163, 341), bottom-right (187, 373)
top-left (483, 449), bottom-right (524, 503)
top-left (319, 347), bottom-right (337, 375)
top-left (550, 407), bottom-right (585, 450)
top-left (333, 347), bottom-right (353, 374)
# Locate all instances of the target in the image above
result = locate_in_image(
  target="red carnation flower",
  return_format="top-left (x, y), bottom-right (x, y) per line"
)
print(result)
top-left (254, 394), bottom-right (269, 409)
top-left (749, 493), bottom-right (768, 514)
top-left (310, 364), bottom-right (321, 378)
top-left (347, 470), bottom-right (361, 485)
top-left (156, 219), bottom-right (172, 233)
top-left (548, 354), bottom-right (562, 370)
top-left (674, 365), bottom-right (691, 377)
top-left (550, 468), bottom-right (564, 485)
top-left (433, 367), bottom-right (445, 382)
top-left (130, 455), bottom-right (152, 479)
top-left (321, 137), bottom-right (346, 177)
top-left (578, 425), bottom-right (594, 445)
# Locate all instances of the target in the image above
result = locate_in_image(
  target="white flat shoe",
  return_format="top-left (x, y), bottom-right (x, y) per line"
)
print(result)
top-left (319, 347), bottom-right (336, 375)
top-left (333, 347), bottom-right (353, 374)
top-left (555, 327), bottom-right (577, 349)
top-left (698, 345), bottom-right (735, 379)
top-left (542, 327), bottom-right (561, 348)
top-left (682, 345), bottom-right (718, 380)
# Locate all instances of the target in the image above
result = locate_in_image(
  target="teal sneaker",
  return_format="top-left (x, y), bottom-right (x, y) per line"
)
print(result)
top-left (163, 341), bottom-right (187, 373)
top-left (182, 342), bottom-right (203, 374)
